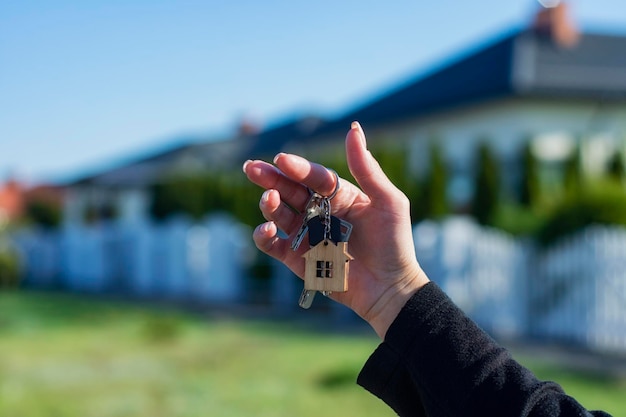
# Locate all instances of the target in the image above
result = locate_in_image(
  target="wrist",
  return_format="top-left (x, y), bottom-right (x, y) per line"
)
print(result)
top-left (366, 268), bottom-right (430, 339)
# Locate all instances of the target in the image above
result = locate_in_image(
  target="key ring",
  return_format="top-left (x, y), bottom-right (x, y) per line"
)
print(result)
top-left (326, 169), bottom-right (340, 200)
top-left (307, 169), bottom-right (340, 200)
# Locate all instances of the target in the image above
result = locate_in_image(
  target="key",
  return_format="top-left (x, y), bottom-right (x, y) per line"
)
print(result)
top-left (290, 193), bottom-right (323, 251)
top-left (298, 288), bottom-right (316, 309)
top-left (297, 209), bottom-right (326, 309)
top-left (291, 192), bottom-right (324, 308)
top-left (307, 216), bottom-right (352, 246)
top-left (291, 222), bottom-right (309, 251)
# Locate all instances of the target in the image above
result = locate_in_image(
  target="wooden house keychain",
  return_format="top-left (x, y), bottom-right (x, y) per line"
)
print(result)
top-left (290, 170), bottom-right (353, 309)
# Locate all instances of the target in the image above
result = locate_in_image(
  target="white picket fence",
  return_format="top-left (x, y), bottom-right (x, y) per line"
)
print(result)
top-left (10, 215), bottom-right (626, 352)
top-left (414, 218), bottom-right (529, 339)
top-left (414, 217), bottom-right (626, 353)
top-left (531, 227), bottom-right (626, 352)
top-left (13, 214), bottom-right (252, 303)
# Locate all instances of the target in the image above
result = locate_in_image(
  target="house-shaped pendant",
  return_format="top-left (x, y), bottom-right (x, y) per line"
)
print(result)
top-left (302, 240), bottom-right (353, 293)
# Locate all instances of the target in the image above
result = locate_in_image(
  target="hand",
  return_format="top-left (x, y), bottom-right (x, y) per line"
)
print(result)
top-left (242, 122), bottom-right (429, 338)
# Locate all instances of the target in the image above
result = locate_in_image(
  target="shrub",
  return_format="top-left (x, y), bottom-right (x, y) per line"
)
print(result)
top-left (416, 142), bottom-right (448, 221)
top-left (25, 199), bottom-right (62, 229)
top-left (471, 142), bottom-right (500, 225)
top-left (536, 180), bottom-right (626, 246)
top-left (563, 145), bottom-right (582, 193)
top-left (519, 141), bottom-right (541, 208)
top-left (607, 151), bottom-right (625, 183)
top-left (491, 202), bottom-right (545, 237)
top-left (149, 171), bottom-right (263, 227)
top-left (0, 247), bottom-right (21, 289)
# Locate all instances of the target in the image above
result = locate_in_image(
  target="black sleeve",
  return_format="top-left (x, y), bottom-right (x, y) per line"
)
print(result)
top-left (357, 282), bottom-right (613, 417)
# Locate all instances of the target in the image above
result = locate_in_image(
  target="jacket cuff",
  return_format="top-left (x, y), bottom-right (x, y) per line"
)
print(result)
top-left (357, 282), bottom-right (446, 393)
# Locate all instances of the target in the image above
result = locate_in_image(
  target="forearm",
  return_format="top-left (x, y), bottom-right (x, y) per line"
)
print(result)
top-left (358, 283), bottom-right (611, 417)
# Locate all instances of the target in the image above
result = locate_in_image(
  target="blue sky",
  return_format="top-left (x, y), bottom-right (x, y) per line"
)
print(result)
top-left (1, 1), bottom-right (625, 184)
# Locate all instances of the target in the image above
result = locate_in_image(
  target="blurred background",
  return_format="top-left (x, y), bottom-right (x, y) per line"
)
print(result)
top-left (1, 1), bottom-right (626, 416)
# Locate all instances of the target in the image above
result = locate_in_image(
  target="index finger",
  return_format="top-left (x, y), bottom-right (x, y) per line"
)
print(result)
top-left (242, 159), bottom-right (311, 212)
top-left (272, 153), bottom-right (338, 198)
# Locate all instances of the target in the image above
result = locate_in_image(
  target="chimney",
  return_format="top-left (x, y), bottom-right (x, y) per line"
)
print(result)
top-left (532, 1), bottom-right (580, 47)
top-left (236, 115), bottom-right (261, 137)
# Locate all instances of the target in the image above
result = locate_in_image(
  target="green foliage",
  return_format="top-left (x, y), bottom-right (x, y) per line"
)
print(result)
top-left (607, 151), bottom-right (625, 183)
top-left (536, 180), bottom-right (626, 246)
top-left (150, 175), bottom-right (220, 221)
top-left (316, 146), bottom-right (352, 185)
top-left (0, 246), bottom-right (20, 289)
top-left (519, 142), bottom-right (541, 208)
top-left (471, 142), bottom-right (500, 225)
top-left (417, 142), bottom-right (448, 221)
top-left (563, 145), bottom-right (582, 193)
top-left (491, 202), bottom-right (545, 237)
top-left (24, 199), bottom-right (62, 229)
top-left (149, 171), bottom-right (264, 227)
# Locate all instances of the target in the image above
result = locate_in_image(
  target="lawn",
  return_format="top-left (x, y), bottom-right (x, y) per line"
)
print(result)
top-left (0, 291), bottom-right (624, 417)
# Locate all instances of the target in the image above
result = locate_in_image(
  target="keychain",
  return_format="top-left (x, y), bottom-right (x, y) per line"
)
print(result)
top-left (290, 170), bottom-right (353, 309)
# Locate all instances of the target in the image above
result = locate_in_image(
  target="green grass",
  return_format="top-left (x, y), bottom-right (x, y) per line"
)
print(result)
top-left (1, 291), bottom-right (624, 417)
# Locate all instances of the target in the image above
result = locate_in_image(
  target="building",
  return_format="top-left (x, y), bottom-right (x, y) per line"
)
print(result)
top-left (64, 3), bottom-right (626, 224)
top-left (245, 3), bottom-right (626, 207)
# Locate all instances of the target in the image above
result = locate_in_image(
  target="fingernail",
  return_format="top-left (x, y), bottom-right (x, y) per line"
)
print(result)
top-left (242, 159), bottom-right (252, 173)
top-left (273, 153), bottom-right (285, 164)
top-left (351, 121), bottom-right (367, 148)
top-left (262, 221), bottom-right (274, 233)
top-left (261, 189), bottom-right (271, 204)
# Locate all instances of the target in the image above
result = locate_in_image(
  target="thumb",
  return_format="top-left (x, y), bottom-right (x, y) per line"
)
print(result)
top-left (346, 121), bottom-right (400, 203)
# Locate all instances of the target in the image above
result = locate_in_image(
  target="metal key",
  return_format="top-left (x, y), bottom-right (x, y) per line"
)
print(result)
top-left (291, 192), bottom-right (324, 309)
top-left (291, 193), bottom-right (323, 251)
top-left (291, 193), bottom-right (323, 309)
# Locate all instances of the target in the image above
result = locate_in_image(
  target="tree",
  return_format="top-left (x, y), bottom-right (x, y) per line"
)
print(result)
top-left (519, 141), bottom-right (540, 208)
top-left (607, 150), bottom-right (625, 183)
top-left (471, 142), bottom-right (500, 225)
top-left (563, 145), bottom-right (582, 194)
top-left (419, 142), bottom-right (448, 220)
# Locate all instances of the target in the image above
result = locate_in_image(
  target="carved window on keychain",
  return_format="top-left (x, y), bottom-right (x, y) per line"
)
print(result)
top-left (303, 242), bottom-right (352, 293)
top-left (316, 261), bottom-right (333, 278)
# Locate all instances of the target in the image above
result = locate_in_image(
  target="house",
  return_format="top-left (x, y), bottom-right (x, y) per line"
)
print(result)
top-left (302, 241), bottom-right (352, 293)
top-left (245, 3), bottom-right (626, 207)
top-left (63, 135), bottom-right (248, 227)
top-left (59, 3), bottom-right (626, 222)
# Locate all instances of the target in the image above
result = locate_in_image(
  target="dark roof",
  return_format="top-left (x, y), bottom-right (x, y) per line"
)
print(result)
top-left (242, 115), bottom-right (328, 159)
top-left (515, 31), bottom-right (626, 97)
top-left (246, 28), bottom-right (626, 159)
top-left (67, 27), bottom-right (626, 186)
top-left (66, 137), bottom-right (245, 187)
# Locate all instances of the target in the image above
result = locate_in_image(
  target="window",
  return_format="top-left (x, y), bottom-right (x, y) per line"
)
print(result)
top-left (316, 261), bottom-right (333, 278)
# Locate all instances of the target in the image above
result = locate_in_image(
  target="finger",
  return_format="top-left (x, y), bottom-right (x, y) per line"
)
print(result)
top-left (346, 121), bottom-right (401, 203)
top-left (252, 221), bottom-right (283, 256)
top-left (259, 189), bottom-right (301, 234)
top-left (253, 221), bottom-right (305, 277)
top-left (272, 153), bottom-right (339, 198)
top-left (243, 159), bottom-right (311, 211)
